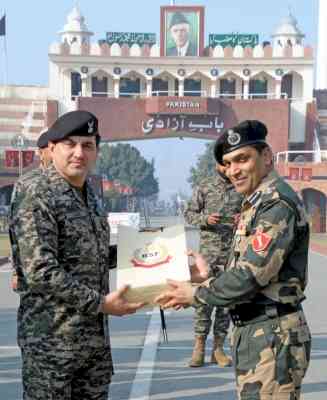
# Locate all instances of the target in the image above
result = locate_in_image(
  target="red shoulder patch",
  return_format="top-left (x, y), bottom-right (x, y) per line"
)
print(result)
top-left (252, 231), bottom-right (272, 253)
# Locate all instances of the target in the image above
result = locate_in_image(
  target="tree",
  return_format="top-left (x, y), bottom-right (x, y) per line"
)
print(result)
top-left (188, 141), bottom-right (216, 188)
top-left (96, 143), bottom-right (159, 198)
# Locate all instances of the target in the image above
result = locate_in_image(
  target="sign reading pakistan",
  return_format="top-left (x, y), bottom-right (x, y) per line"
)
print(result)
top-left (209, 33), bottom-right (259, 48)
top-left (100, 32), bottom-right (156, 47)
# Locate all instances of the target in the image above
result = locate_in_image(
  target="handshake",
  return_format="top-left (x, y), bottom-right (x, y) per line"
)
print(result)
top-left (102, 251), bottom-right (209, 316)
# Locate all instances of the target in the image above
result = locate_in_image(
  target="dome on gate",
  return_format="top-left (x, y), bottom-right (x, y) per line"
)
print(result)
top-left (272, 12), bottom-right (304, 38)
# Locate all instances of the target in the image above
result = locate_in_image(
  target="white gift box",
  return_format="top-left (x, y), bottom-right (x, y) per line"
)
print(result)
top-left (117, 224), bottom-right (190, 305)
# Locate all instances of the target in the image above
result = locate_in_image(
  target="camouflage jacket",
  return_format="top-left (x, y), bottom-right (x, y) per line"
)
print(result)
top-left (184, 173), bottom-right (242, 255)
top-left (9, 164), bottom-right (112, 350)
top-left (195, 170), bottom-right (310, 308)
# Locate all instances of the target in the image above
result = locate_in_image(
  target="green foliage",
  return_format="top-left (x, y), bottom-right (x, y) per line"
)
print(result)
top-left (188, 142), bottom-right (216, 188)
top-left (96, 143), bottom-right (159, 197)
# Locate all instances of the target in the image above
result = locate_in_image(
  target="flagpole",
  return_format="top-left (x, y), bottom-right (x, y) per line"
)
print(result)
top-left (0, 12), bottom-right (7, 88)
top-left (3, 29), bottom-right (8, 86)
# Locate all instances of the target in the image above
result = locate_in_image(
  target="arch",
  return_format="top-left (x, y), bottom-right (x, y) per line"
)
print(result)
top-left (110, 43), bottom-right (122, 56)
top-left (150, 44), bottom-right (160, 57)
top-left (248, 71), bottom-right (272, 99)
top-left (186, 71), bottom-right (210, 80)
top-left (130, 43), bottom-right (142, 57)
top-left (120, 70), bottom-right (146, 98)
top-left (121, 70), bottom-right (146, 81)
top-left (91, 69), bottom-right (112, 79)
top-left (302, 188), bottom-right (327, 233)
top-left (233, 45), bottom-right (244, 58)
top-left (219, 70), bottom-right (243, 80)
top-left (212, 45), bottom-right (224, 58)
top-left (251, 70), bottom-right (275, 80)
top-left (184, 71), bottom-right (211, 97)
top-left (90, 69), bottom-right (112, 97)
top-left (281, 70), bottom-right (304, 99)
top-left (61, 68), bottom-right (82, 99)
top-left (70, 41), bottom-right (82, 55)
top-left (154, 71), bottom-right (176, 80)
top-left (151, 71), bottom-right (176, 96)
top-left (218, 72), bottom-right (241, 99)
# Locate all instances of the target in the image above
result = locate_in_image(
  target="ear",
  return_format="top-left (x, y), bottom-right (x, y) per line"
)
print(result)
top-left (48, 141), bottom-right (56, 153)
top-left (262, 146), bottom-right (273, 166)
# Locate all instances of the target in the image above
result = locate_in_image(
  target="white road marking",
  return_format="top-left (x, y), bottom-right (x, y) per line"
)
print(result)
top-left (128, 308), bottom-right (161, 400)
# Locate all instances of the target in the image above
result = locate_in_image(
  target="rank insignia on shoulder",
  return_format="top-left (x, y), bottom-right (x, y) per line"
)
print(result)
top-left (252, 230), bottom-right (272, 252)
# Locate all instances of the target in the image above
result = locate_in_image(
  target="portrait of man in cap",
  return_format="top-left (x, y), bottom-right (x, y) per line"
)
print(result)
top-left (165, 11), bottom-right (198, 56)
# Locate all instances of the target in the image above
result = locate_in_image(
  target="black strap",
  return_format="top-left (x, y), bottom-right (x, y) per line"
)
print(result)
top-left (160, 308), bottom-right (168, 343)
top-left (230, 302), bottom-right (300, 327)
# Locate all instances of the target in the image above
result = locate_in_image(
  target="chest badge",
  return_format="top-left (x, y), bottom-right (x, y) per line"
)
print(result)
top-left (252, 230), bottom-right (272, 252)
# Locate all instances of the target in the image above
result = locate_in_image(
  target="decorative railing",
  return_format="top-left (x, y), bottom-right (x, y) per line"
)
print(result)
top-left (49, 41), bottom-right (313, 59)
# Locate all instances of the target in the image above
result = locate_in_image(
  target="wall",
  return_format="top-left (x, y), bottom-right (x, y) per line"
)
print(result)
top-left (0, 85), bottom-right (49, 99)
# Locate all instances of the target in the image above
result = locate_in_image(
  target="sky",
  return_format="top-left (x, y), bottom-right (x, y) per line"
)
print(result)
top-left (0, 0), bottom-right (319, 200)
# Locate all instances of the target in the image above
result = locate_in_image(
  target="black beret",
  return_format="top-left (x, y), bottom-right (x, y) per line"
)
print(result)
top-left (169, 12), bottom-right (189, 29)
top-left (214, 120), bottom-right (268, 164)
top-left (36, 129), bottom-right (49, 149)
top-left (46, 110), bottom-right (100, 144)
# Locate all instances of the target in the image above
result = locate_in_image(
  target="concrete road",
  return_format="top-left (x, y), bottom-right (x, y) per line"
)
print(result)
top-left (0, 233), bottom-right (326, 399)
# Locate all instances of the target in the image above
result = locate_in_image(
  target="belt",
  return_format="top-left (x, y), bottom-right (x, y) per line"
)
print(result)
top-left (230, 302), bottom-right (301, 327)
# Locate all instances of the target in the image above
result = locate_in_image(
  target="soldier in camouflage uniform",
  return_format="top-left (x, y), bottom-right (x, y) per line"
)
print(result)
top-left (157, 120), bottom-right (311, 400)
top-left (9, 111), bottom-right (144, 400)
top-left (11, 129), bottom-right (52, 291)
top-left (184, 165), bottom-right (242, 367)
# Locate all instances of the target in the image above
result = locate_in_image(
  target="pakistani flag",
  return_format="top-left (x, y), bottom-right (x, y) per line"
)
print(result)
top-left (0, 14), bottom-right (6, 36)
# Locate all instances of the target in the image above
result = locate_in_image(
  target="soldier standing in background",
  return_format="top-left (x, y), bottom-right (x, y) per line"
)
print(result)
top-left (184, 163), bottom-right (242, 367)
top-left (10, 129), bottom-right (52, 291)
top-left (36, 128), bottom-right (52, 168)
top-left (9, 110), bottom-right (144, 400)
top-left (157, 120), bottom-right (311, 399)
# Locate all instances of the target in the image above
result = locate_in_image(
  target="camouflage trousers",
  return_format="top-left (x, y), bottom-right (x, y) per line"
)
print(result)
top-left (194, 303), bottom-right (230, 339)
top-left (21, 343), bottom-right (113, 400)
top-left (194, 249), bottom-right (230, 339)
top-left (230, 310), bottom-right (311, 400)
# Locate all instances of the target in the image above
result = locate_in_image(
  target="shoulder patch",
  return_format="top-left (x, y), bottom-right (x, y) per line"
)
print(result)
top-left (252, 229), bottom-right (272, 252)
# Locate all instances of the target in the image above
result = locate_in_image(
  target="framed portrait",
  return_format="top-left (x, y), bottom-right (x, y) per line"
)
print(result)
top-left (160, 6), bottom-right (204, 57)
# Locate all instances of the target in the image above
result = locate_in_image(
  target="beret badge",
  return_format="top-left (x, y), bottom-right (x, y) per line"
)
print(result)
top-left (227, 129), bottom-right (241, 146)
top-left (88, 120), bottom-right (95, 134)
